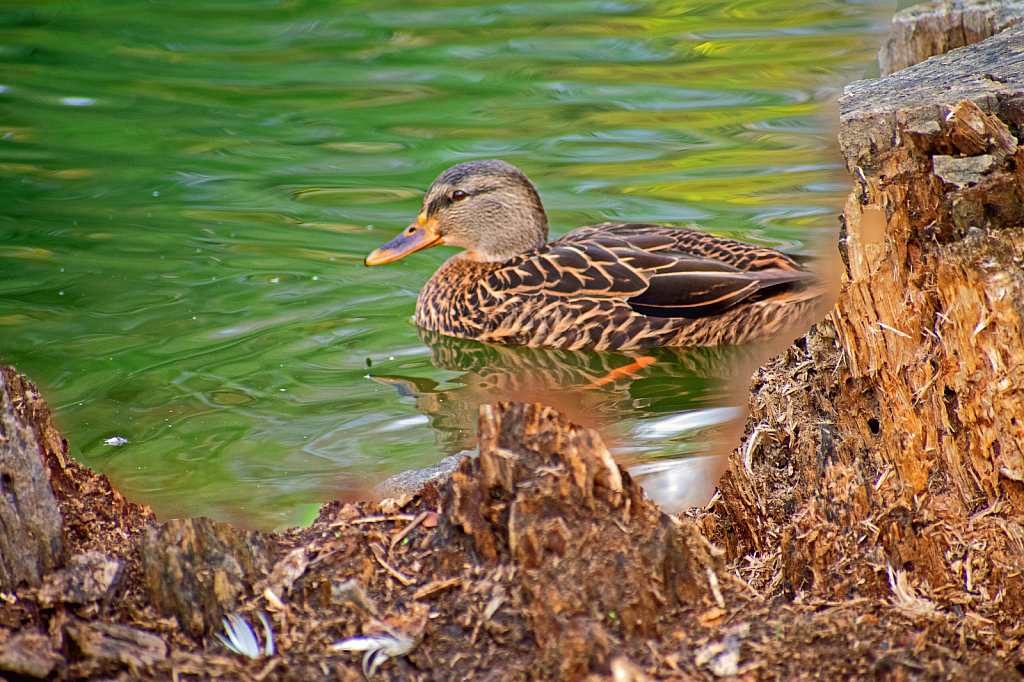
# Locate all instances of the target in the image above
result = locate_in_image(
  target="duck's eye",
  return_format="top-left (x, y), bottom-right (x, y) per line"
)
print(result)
top-left (452, 190), bottom-right (467, 201)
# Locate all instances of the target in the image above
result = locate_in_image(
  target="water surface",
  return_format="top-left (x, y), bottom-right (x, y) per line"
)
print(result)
top-left (0, 0), bottom-right (890, 528)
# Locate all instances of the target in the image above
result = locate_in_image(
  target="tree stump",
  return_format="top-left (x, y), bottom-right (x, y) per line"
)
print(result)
top-left (141, 517), bottom-right (271, 637)
top-left (706, 22), bottom-right (1024, 623)
top-left (837, 25), bottom-right (1024, 501)
top-left (445, 401), bottom-right (718, 679)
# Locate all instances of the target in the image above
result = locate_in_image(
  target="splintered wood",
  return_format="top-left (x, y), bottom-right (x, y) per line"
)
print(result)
top-left (837, 28), bottom-right (1024, 504)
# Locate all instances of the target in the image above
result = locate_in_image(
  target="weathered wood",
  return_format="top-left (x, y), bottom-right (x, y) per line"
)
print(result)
top-left (879, 0), bottom-right (1024, 76)
top-left (837, 25), bottom-right (1024, 501)
top-left (64, 621), bottom-right (167, 677)
top-left (3, 350), bottom-right (1024, 678)
top-left (0, 366), bottom-right (68, 476)
top-left (844, 28), bottom-right (1024, 169)
top-left (38, 551), bottom-right (123, 609)
top-left (140, 516), bottom-right (270, 637)
top-left (0, 367), bottom-right (66, 590)
top-left (0, 362), bottom-right (737, 680)
top-left (0, 631), bottom-right (64, 678)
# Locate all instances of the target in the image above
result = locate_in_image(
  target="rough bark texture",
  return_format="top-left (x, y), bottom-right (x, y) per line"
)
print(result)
top-left (0, 366), bottom-right (155, 594)
top-left (703, 20), bottom-right (1024, 638)
top-left (879, 0), bottom-right (1024, 76)
top-left (839, 25), bottom-right (1024, 500)
top-left (141, 517), bottom-right (271, 637)
top-left (0, 367), bottom-right (66, 589)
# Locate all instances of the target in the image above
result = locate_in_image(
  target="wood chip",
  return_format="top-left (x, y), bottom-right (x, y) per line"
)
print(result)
top-left (413, 578), bottom-right (461, 601)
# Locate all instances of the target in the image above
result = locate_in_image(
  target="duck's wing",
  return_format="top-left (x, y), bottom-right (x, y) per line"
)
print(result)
top-left (564, 222), bottom-right (807, 271)
top-left (485, 222), bottom-right (815, 319)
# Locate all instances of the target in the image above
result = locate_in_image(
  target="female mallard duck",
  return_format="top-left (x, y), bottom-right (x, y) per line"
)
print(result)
top-left (365, 159), bottom-right (822, 351)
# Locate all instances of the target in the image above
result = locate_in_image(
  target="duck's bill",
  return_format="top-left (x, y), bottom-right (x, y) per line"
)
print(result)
top-left (364, 220), bottom-right (443, 265)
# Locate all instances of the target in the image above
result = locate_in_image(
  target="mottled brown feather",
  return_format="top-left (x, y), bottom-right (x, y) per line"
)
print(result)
top-left (414, 221), bottom-right (823, 350)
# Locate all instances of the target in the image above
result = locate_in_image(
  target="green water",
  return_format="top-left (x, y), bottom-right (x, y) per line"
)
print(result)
top-left (0, 0), bottom-right (890, 529)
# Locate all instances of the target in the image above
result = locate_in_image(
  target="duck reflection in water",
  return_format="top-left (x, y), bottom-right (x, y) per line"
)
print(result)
top-left (371, 329), bottom-right (776, 511)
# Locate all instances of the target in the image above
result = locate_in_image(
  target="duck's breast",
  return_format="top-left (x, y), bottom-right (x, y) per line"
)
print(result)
top-left (415, 256), bottom-right (504, 339)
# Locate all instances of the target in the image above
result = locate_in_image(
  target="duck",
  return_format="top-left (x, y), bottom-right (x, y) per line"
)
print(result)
top-left (365, 159), bottom-right (822, 351)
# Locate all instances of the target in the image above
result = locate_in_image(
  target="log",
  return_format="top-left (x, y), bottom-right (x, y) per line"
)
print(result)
top-left (879, 0), bottom-right (1024, 76)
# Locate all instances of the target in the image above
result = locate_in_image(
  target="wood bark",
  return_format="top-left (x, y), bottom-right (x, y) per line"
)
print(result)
top-left (140, 516), bottom-right (271, 637)
top-left (0, 366), bottom-right (66, 589)
top-left (879, 0), bottom-right (1024, 76)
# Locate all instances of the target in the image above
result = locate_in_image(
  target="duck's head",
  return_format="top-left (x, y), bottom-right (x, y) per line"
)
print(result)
top-left (365, 159), bottom-right (549, 265)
